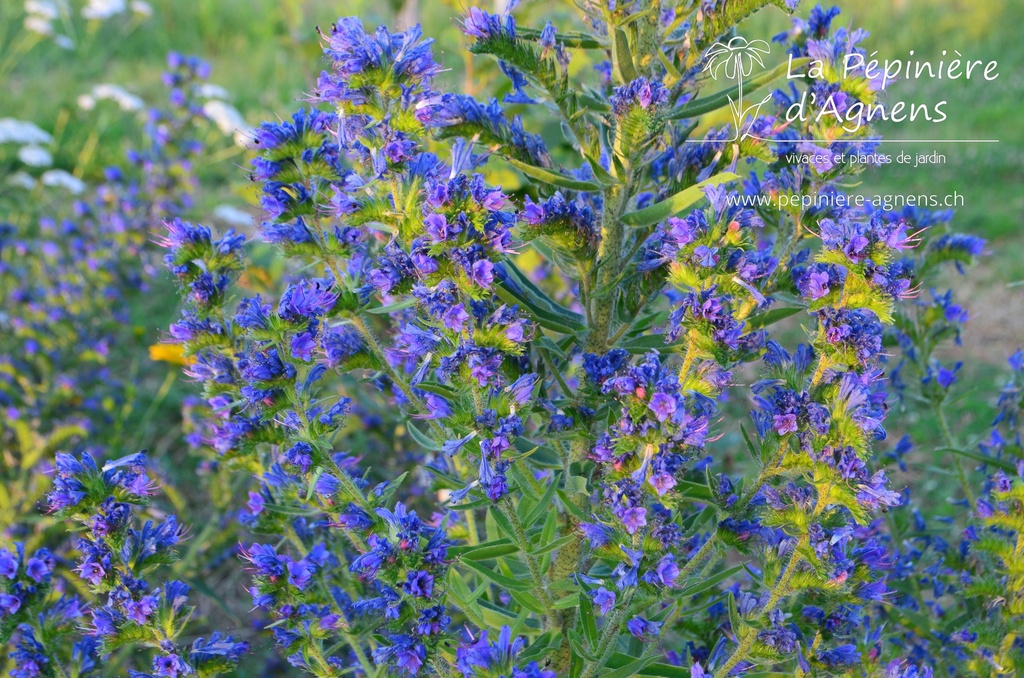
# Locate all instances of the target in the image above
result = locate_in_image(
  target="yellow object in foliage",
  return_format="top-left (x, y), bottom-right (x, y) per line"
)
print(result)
top-left (149, 343), bottom-right (192, 366)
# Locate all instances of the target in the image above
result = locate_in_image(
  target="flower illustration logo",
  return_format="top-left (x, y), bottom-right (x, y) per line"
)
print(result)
top-left (702, 36), bottom-right (773, 141)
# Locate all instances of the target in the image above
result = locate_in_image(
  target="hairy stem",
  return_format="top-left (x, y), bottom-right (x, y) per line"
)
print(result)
top-left (936, 402), bottom-right (976, 506)
top-left (713, 536), bottom-right (807, 678)
top-left (498, 497), bottom-right (557, 628)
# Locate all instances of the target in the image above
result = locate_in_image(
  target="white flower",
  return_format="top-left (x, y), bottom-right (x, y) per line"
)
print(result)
top-left (24, 15), bottom-right (54, 36)
top-left (17, 145), bottom-right (53, 167)
top-left (40, 169), bottom-right (85, 193)
top-left (0, 118), bottom-right (53, 146)
top-left (196, 83), bottom-right (231, 100)
top-left (78, 94), bottom-right (96, 111)
top-left (54, 34), bottom-right (74, 50)
top-left (6, 171), bottom-right (37, 190)
top-left (90, 83), bottom-right (144, 111)
top-left (212, 204), bottom-right (254, 227)
top-left (25, 0), bottom-right (60, 20)
top-left (202, 100), bottom-right (251, 146)
top-left (130, 0), bottom-right (152, 16)
top-left (82, 0), bottom-right (126, 21)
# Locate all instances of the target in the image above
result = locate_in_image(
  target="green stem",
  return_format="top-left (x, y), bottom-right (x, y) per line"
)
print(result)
top-left (350, 314), bottom-right (424, 410)
top-left (936, 403), bottom-right (976, 505)
top-left (497, 497), bottom-right (557, 624)
top-left (679, 532), bottom-right (719, 580)
top-left (579, 593), bottom-right (634, 678)
top-left (286, 523), bottom-right (376, 675)
top-left (768, 211), bottom-right (804, 289)
top-left (713, 537), bottom-right (807, 678)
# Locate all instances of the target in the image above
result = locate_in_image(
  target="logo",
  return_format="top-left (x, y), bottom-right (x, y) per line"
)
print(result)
top-left (692, 35), bottom-right (999, 145)
top-left (699, 36), bottom-right (774, 142)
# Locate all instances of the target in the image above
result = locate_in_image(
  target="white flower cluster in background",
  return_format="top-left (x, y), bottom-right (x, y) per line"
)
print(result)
top-left (212, 204), bottom-right (255, 228)
top-left (40, 170), bottom-right (86, 193)
top-left (24, 0), bottom-right (151, 47)
top-left (202, 99), bottom-right (253, 147)
top-left (0, 118), bottom-right (85, 193)
top-left (78, 83), bottom-right (145, 111)
top-left (0, 118), bottom-right (52, 146)
top-left (81, 0), bottom-right (125, 20)
top-left (23, 1), bottom-right (74, 49)
top-left (81, 0), bottom-right (151, 20)
top-left (17, 145), bottom-right (53, 167)
top-left (1, 117), bottom-right (56, 186)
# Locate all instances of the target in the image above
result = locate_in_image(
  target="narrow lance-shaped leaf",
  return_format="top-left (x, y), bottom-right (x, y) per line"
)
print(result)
top-left (506, 157), bottom-right (602, 192)
top-left (611, 27), bottom-right (638, 83)
top-left (620, 172), bottom-right (740, 228)
top-left (516, 27), bottom-right (605, 49)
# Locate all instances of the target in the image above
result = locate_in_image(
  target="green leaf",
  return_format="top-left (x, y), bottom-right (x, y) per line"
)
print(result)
top-left (565, 475), bottom-right (589, 495)
top-left (668, 58), bottom-right (811, 120)
top-left (608, 654), bottom-right (690, 678)
top-left (938, 447), bottom-right (1017, 473)
top-left (620, 334), bottom-right (683, 354)
top-left (305, 466), bottom-right (324, 502)
top-left (503, 260), bottom-right (586, 326)
top-left (450, 539), bottom-right (521, 560)
top-left (675, 480), bottom-right (713, 501)
top-left (509, 589), bottom-right (549, 615)
top-left (531, 534), bottom-right (576, 557)
top-left (495, 281), bottom-right (581, 335)
top-left (517, 27), bottom-right (604, 49)
top-left (600, 654), bottom-right (660, 678)
top-left (506, 157), bottom-right (601, 192)
top-left (524, 475), bottom-right (562, 528)
top-left (517, 632), bottom-right (553, 663)
top-left (535, 335), bottom-right (567, 359)
top-left (568, 629), bottom-right (599, 662)
top-left (611, 28), bottom-right (638, 83)
top-left (448, 497), bottom-right (492, 511)
top-left (727, 592), bottom-right (743, 636)
top-left (745, 305), bottom-right (803, 330)
top-left (489, 505), bottom-right (518, 542)
top-left (620, 173), bottom-right (740, 227)
top-left (481, 604), bottom-right (528, 632)
top-left (448, 571), bottom-right (487, 628)
top-left (413, 381), bottom-right (458, 398)
top-left (551, 593), bottom-right (581, 609)
top-left (579, 590), bottom-right (598, 646)
top-left (509, 462), bottom-right (543, 501)
top-left (677, 564), bottom-right (743, 597)
top-left (540, 503), bottom-right (560, 550)
top-left (739, 424), bottom-right (760, 464)
top-left (460, 560), bottom-right (533, 591)
top-left (406, 422), bottom-right (441, 451)
top-left (556, 489), bottom-right (589, 521)
top-left (366, 298), bottom-right (416, 314)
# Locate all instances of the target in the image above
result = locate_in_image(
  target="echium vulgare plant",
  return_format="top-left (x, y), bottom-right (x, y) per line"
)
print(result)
top-left (0, 51), bottom-right (216, 532)
top-left (159, 2), bottom-right (997, 676)
top-left (1, 449), bottom-right (247, 676)
top-left (2, 53), bottom-right (248, 677)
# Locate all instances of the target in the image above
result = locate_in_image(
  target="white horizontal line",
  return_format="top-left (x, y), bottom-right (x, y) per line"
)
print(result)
top-left (797, 139), bottom-right (1000, 144)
